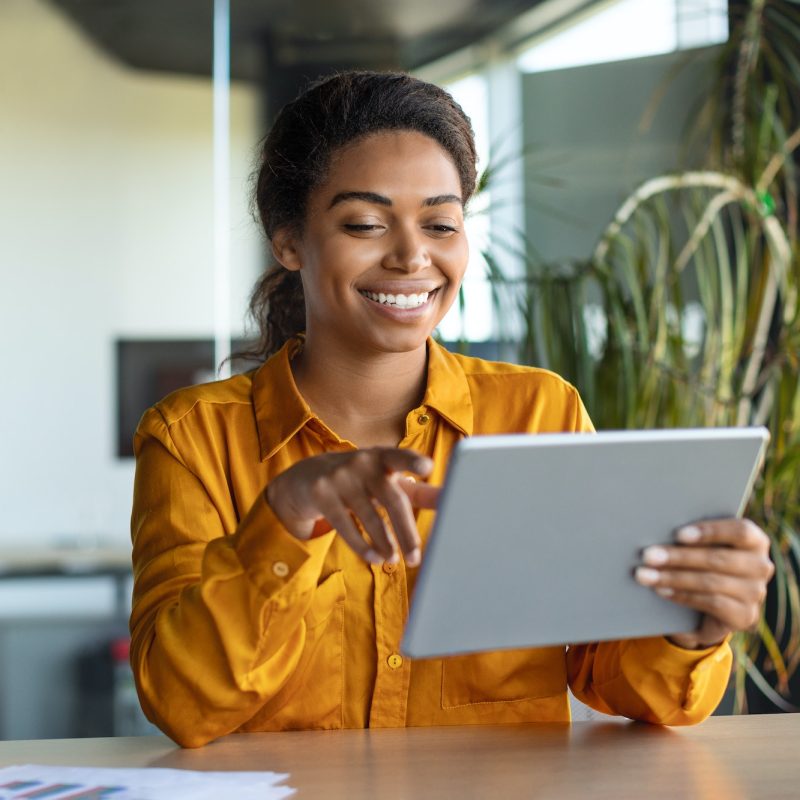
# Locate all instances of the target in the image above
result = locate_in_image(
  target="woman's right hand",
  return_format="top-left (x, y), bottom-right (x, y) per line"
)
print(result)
top-left (265, 448), bottom-right (440, 566)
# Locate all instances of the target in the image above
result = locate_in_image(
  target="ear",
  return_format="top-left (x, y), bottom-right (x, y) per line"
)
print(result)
top-left (271, 227), bottom-right (303, 272)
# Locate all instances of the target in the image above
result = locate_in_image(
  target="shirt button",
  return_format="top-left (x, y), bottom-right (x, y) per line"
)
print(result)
top-left (382, 561), bottom-right (398, 574)
top-left (417, 413), bottom-right (430, 425)
top-left (272, 561), bottom-right (290, 578)
top-left (387, 653), bottom-right (403, 670)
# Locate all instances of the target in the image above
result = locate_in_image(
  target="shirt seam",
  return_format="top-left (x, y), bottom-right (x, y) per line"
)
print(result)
top-left (157, 396), bottom-right (252, 430)
top-left (441, 691), bottom-right (564, 709)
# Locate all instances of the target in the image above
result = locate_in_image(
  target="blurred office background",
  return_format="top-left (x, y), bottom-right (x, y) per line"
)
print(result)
top-left (0, 0), bottom-right (744, 738)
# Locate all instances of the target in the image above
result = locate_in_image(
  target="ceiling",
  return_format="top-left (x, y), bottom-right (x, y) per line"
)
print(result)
top-left (49, 0), bottom-right (548, 85)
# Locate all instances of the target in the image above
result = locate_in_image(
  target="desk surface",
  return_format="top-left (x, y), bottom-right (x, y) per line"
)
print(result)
top-left (0, 714), bottom-right (797, 799)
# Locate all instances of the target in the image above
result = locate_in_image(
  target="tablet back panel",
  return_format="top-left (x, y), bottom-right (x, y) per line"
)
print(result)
top-left (402, 427), bottom-right (768, 658)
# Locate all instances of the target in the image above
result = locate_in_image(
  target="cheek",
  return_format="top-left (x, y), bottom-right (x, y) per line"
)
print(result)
top-left (438, 238), bottom-right (469, 284)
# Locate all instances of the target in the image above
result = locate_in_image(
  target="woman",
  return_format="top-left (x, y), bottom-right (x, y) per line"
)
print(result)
top-left (130, 71), bottom-right (774, 748)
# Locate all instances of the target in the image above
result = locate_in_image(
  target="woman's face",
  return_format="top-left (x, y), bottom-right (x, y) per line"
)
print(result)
top-left (276, 130), bottom-right (469, 356)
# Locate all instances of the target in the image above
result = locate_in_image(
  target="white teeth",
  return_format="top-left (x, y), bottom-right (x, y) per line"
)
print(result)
top-left (360, 290), bottom-right (430, 309)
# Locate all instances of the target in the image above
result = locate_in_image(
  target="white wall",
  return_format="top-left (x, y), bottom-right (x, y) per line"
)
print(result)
top-left (0, 0), bottom-right (263, 547)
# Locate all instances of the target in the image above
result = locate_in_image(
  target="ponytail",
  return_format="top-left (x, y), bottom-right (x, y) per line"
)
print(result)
top-left (233, 266), bottom-right (305, 364)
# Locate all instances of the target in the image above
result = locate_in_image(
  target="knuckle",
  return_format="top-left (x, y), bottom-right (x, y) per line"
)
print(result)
top-left (708, 548), bottom-right (728, 571)
top-left (309, 478), bottom-right (332, 503)
top-left (744, 519), bottom-right (769, 549)
top-left (350, 451), bottom-right (373, 470)
top-left (706, 593), bottom-right (724, 614)
top-left (329, 467), bottom-right (349, 487)
top-left (375, 477), bottom-right (404, 505)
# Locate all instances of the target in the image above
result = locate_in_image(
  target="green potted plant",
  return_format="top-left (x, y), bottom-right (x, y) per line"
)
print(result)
top-left (479, 0), bottom-right (800, 711)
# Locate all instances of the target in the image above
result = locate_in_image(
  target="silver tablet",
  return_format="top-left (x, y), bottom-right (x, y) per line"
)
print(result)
top-left (402, 427), bottom-right (769, 658)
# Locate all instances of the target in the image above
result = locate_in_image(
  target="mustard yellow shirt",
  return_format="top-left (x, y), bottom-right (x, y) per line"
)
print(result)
top-left (130, 338), bottom-right (732, 747)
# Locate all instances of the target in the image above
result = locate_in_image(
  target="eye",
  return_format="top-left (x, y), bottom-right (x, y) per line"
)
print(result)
top-left (343, 223), bottom-right (384, 233)
top-left (425, 223), bottom-right (460, 236)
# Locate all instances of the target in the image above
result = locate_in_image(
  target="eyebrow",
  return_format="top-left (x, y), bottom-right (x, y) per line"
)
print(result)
top-left (328, 191), bottom-right (463, 209)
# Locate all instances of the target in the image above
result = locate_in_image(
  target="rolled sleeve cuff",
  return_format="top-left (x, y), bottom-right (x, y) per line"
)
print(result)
top-left (633, 634), bottom-right (733, 674)
top-left (630, 634), bottom-right (733, 725)
top-left (234, 492), bottom-right (335, 603)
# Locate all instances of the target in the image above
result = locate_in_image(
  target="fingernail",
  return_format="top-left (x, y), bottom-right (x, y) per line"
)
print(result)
top-left (656, 586), bottom-right (675, 598)
top-left (365, 549), bottom-right (383, 565)
top-left (635, 567), bottom-right (661, 586)
top-left (406, 548), bottom-right (421, 567)
top-left (642, 546), bottom-right (669, 566)
top-left (677, 525), bottom-right (701, 543)
top-left (387, 550), bottom-right (400, 564)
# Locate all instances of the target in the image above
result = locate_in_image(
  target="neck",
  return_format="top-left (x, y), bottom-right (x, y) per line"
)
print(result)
top-left (290, 334), bottom-right (429, 448)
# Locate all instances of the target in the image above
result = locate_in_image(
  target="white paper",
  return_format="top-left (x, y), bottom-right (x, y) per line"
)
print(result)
top-left (0, 763), bottom-right (295, 799)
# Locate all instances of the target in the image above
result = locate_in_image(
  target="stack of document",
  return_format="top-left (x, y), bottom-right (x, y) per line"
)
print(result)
top-left (0, 764), bottom-right (295, 799)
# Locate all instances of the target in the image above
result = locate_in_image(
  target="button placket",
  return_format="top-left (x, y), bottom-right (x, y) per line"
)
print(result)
top-left (369, 558), bottom-right (411, 726)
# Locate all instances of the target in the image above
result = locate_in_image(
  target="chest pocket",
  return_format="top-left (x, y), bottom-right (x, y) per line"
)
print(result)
top-left (441, 646), bottom-right (566, 709)
top-left (244, 570), bottom-right (346, 731)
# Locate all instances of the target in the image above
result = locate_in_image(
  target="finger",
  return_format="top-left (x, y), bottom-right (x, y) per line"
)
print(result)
top-left (378, 448), bottom-right (434, 479)
top-left (340, 491), bottom-right (397, 561)
top-left (398, 477), bottom-right (441, 509)
top-left (326, 463), bottom-right (398, 560)
top-left (641, 544), bottom-right (774, 580)
top-left (675, 518), bottom-right (771, 554)
top-left (369, 475), bottom-right (422, 566)
top-left (311, 486), bottom-right (383, 565)
top-left (652, 587), bottom-right (760, 631)
top-left (326, 509), bottom-right (384, 565)
top-left (636, 566), bottom-right (767, 604)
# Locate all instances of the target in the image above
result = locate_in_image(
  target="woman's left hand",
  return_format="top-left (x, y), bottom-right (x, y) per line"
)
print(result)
top-left (634, 519), bottom-right (775, 650)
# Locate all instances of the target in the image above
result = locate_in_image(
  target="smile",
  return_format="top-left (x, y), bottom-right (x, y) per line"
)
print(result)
top-left (358, 289), bottom-right (433, 309)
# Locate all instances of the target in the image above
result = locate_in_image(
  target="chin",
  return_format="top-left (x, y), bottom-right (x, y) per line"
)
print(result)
top-left (363, 325), bottom-right (434, 356)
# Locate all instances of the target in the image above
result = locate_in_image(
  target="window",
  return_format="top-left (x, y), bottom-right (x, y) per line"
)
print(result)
top-left (517, 0), bottom-right (728, 74)
top-left (437, 72), bottom-right (494, 342)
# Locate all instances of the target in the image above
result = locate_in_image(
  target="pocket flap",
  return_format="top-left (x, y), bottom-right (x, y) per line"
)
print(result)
top-left (305, 570), bottom-right (346, 629)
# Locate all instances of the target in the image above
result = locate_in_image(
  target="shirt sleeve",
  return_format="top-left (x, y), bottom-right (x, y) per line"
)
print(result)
top-left (567, 635), bottom-right (732, 724)
top-left (129, 406), bottom-right (335, 747)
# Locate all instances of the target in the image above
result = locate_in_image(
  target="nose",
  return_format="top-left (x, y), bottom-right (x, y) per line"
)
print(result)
top-left (381, 224), bottom-right (431, 273)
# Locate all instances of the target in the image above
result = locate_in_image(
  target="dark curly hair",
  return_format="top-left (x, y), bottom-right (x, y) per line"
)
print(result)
top-left (240, 70), bottom-right (478, 361)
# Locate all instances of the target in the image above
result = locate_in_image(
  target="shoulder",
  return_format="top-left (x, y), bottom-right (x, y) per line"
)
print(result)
top-left (155, 372), bottom-right (255, 426)
top-left (453, 350), bottom-right (570, 381)
top-left (449, 350), bottom-right (580, 399)
top-left (440, 348), bottom-right (592, 434)
top-left (136, 371), bottom-right (256, 444)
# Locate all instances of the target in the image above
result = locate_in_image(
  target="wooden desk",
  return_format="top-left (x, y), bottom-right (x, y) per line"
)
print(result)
top-left (0, 714), bottom-right (797, 798)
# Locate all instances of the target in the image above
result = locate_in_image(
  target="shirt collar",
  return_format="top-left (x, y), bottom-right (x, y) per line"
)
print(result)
top-left (252, 337), bottom-right (315, 461)
top-left (252, 336), bottom-right (473, 461)
top-left (422, 338), bottom-right (473, 437)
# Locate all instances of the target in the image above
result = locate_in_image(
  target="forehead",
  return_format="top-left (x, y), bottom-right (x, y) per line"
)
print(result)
top-left (319, 131), bottom-right (463, 200)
